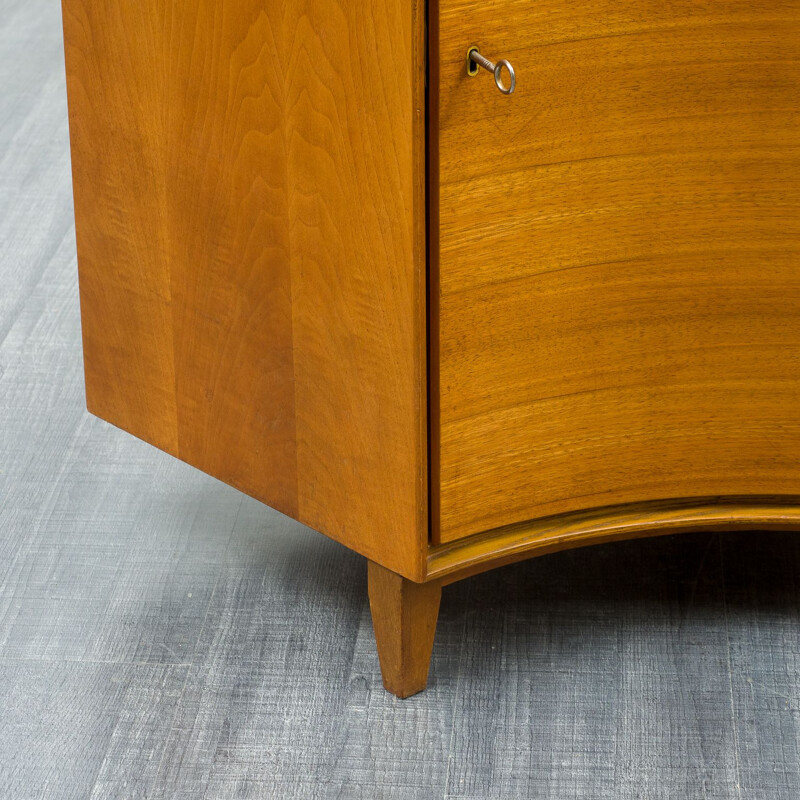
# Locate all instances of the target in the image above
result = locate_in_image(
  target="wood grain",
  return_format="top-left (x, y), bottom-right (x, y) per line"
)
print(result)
top-left (425, 496), bottom-right (800, 584)
top-left (431, 0), bottom-right (800, 541)
top-left (367, 560), bottom-right (442, 698)
top-left (62, 0), bottom-right (428, 578)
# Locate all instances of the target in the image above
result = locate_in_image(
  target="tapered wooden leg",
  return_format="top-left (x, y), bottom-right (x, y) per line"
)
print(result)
top-left (367, 561), bottom-right (442, 698)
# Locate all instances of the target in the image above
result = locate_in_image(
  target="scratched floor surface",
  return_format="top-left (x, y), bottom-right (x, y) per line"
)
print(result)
top-left (1, 1), bottom-right (800, 798)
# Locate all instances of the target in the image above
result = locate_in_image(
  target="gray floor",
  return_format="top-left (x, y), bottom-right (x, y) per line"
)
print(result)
top-left (2, 1), bottom-right (800, 798)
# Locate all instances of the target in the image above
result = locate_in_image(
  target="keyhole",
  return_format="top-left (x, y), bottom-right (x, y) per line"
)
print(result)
top-left (467, 47), bottom-right (480, 77)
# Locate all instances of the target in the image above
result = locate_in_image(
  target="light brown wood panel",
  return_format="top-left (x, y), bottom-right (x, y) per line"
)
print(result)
top-left (63, 0), bottom-right (428, 578)
top-left (438, 4), bottom-right (800, 197)
top-left (432, 0), bottom-right (800, 541)
top-left (440, 250), bottom-right (800, 421)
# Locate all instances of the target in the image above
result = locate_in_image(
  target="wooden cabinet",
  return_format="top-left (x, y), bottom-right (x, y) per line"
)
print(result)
top-left (62, 0), bottom-right (800, 697)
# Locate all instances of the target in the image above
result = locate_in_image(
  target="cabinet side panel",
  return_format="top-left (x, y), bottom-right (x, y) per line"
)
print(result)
top-left (62, 0), bottom-right (427, 578)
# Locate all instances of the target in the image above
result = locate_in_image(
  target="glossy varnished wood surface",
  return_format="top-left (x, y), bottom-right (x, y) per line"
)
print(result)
top-left (432, 0), bottom-right (800, 542)
top-left (426, 497), bottom-right (800, 583)
top-left (62, 0), bottom-right (428, 578)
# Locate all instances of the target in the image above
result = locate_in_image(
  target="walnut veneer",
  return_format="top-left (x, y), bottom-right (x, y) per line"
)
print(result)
top-left (62, 0), bottom-right (800, 697)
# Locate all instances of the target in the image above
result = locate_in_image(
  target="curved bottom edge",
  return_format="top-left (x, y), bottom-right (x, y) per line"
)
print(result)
top-left (426, 495), bottom-right (800, 585)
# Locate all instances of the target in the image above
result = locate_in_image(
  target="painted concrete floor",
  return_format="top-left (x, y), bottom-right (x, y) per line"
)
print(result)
top-left (1, 1), bottom-right (799, 797)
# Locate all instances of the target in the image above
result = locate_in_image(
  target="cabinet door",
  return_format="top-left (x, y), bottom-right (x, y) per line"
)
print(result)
top-left (431, 0), bottom-right (800, 543)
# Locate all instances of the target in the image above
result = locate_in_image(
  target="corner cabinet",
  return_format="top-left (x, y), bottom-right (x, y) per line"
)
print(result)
top-left (62, 0), bottom-right (800, 696)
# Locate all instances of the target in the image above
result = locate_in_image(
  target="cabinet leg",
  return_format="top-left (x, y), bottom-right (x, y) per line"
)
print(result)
top-left (367, 561), bottom-right (442, 698)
